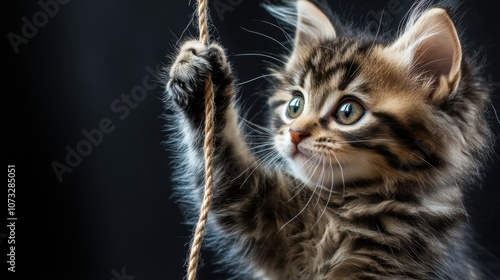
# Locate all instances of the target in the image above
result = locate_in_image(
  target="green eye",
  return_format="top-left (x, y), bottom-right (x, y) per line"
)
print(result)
top-left (286, 96), bottom-right (305, 119)
top-left (336, 99), bottom-right (365, 125)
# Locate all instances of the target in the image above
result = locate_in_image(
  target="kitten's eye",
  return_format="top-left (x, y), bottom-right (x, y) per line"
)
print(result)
top-left (336, 99), bottom-right (365, 125)
top-left (286, 96), bottom-right (305, 119)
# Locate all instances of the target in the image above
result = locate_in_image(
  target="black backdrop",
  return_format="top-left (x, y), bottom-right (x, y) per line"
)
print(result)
top-left (4, 0), bottom-right (500, 279)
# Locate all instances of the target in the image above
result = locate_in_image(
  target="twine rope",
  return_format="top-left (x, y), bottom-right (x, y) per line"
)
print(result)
top-left (187, 0), bottom-right (215, 279)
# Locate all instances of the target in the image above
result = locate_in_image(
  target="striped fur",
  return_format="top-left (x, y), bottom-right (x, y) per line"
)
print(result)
top-left (164, 1), bottom-right (494, 279)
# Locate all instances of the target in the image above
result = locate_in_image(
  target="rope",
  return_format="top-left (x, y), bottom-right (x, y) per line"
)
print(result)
top-left (187, 0), bottom-right (215, 279)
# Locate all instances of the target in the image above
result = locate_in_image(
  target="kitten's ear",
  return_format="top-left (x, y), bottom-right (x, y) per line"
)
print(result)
top-left (294, 0), bottom-right (336, 48)
top-left (389, 8), bottom-right (462, 100)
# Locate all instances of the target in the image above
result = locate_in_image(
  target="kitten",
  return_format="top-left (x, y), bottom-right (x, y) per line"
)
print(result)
top-left (164, 0), bottom-right (494, 279)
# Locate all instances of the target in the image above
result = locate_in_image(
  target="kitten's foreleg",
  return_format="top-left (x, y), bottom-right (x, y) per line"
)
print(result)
top-left (166, 40), bottom-right (327, 277)
top-left (166, 40), bottom-right (290, 237)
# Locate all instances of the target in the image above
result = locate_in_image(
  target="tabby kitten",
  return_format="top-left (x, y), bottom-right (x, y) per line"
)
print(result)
top-left (164, 0), bottom-right (494, 279)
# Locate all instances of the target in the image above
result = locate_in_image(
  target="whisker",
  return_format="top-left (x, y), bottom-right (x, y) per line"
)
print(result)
top-left (240, 150), bottom-right (283, 186)
top-left (237, 73), bottom-right (277, 86)
top-left (235, 53), bottom-right (287, 65)
top-left (332, 152), bottom-right (346, 198)
top-left (231, 150), bottom-right (278, 184)
top-left (335, 138), bottom-right (392, 144)
top-left (412, 152), bottom-right (439, 172)
top-left (281, 153), bottom-right (324, 231)
top-left (313, 157), bottom-right (334, 229)
top-left (314, 155), bottom-right (326, 207)
top-left (280, 182), bottom-right (316, 232)
top-left (288, 154), bottom-right (317, 201)
top-left (491, 103), bottom-right (500, 124)
top-left (249, 144), bottom-right (276, 152)
top-left (255, 19), bottom-right (293, 45)
top-left (241, 27), bottom-right (291, 53)
top-left (239, 117), bottom-right (277, 135)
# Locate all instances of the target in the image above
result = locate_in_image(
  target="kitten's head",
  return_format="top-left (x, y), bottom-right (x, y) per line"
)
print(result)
top-left (267, 0), bottom-right (491, 190)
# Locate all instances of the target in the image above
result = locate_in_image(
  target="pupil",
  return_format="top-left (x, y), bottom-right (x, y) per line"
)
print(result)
top-left (342, 103), bottom-right (353, 118)
top-left (291, 99), bottom-right (300, 113)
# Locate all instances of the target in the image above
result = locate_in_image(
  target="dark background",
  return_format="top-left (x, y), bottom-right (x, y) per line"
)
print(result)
top-left (4, 0), bottom-right (500, 279)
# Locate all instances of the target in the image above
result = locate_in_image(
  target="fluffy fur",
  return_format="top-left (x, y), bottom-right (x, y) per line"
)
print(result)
top-left (163, 0), bottom-right (494, 279)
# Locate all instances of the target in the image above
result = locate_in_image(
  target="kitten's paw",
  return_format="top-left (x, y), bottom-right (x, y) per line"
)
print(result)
top-left (167, 40), bottom-right (230, 108)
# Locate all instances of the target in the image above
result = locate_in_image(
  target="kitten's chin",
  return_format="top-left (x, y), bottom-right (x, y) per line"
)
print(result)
top-left (286, 154), bottom-right (341, 188)
top-left (278, 142), bottom-right (381, 188)
top-left (286, 152), bottom-right (380, 189)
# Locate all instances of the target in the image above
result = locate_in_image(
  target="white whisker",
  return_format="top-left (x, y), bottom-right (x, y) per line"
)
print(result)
top-left (332, 152), bottom-right (346, 198)
top-left (235, 53), bottom-right (287, 65)
top-left (241, 27), bottom-right (291, 53)
top-left (491, 103), bottom-right (500, 124)
top-left (288, 154), bottom-right (317, 201)
top-left (280, 152), bottom-right (324, 231)
top-left (231, 150), bottom-right (278, 185)
top-left (237, 74), bottom-right (277, 86)
top-left (255, 19), bottom-right (294, 45)
top-left (313, 157), bottom-right (335, 229)
top-left (239, 117), bottom-right (276, 135)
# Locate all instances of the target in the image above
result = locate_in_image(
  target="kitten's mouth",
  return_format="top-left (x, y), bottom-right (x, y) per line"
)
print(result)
top-left (290, 145), bottom-right (313, 159)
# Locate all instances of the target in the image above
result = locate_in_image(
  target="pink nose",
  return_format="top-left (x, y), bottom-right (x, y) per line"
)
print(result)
top-left (289, 129), bottom-right (310, 146)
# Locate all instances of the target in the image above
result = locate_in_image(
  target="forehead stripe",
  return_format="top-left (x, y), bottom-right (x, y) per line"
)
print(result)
top-left (307, 59), bottom-right (360, 90)
top-left (338, 60), bottom-right (360, 91)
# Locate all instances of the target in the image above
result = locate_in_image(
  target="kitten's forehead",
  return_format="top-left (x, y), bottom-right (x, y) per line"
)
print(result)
top-left (287, 38), bottom-right (374, 108)
top-left (283, 37), bottom-right (424, 114)
top-left (291, 39), bottom-right (368, 86)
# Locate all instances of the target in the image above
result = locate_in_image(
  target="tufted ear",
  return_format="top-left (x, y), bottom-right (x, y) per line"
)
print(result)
top-left (389, 8), bottom-right (462, 101)
top-left (294, 0), bottom-right (336, 49)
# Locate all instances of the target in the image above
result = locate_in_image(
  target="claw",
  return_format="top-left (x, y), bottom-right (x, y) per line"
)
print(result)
top-left (166, 40), bottom-right (231, 109)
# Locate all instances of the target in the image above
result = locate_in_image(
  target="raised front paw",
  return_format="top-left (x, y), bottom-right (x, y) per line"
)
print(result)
top-left (167, 40), bottom-right (232, 109)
